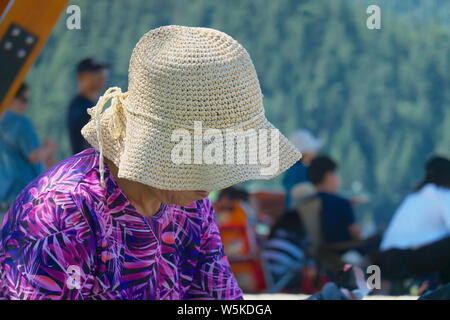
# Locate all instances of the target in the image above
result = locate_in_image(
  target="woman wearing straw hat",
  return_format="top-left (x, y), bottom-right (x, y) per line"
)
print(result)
top-left (0, 26), bottom-right (300, 300)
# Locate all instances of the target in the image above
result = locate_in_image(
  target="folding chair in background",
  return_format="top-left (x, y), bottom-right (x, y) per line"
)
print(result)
top-left (297, 195), bottom-right (367, 278)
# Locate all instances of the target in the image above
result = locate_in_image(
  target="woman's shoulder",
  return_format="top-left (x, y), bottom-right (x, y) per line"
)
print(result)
top-left (3, 149), bottom-right (100, 230)
top-left (393, 184), bottom-right (446, 215)
top-left (421, 183), bottom-right (449, 194)
top-left (31, 148), bottom-right (99, 193)
top-left (419, 183), bottom-right (450, 204)
top-left (0, 111), bottom-right (28, 136)
top-left (2, 189), bottom-right (93, 248)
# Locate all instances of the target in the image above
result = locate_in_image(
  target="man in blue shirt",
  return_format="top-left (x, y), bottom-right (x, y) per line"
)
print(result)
top-left (282, 129), bottom-right (323, 209)
top-left (67, 58), bottom-right (108, 155)
top-left (0, 83), bottom-right (57, 214)
top-left (308, 156), bottom-right (362, 244)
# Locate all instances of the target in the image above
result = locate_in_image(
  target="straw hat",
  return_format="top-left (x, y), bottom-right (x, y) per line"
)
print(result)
top-left (81, 25), bottom-right (301, 191)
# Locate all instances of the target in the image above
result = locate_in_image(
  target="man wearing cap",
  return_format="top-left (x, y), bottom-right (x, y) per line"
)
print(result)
top-left (67, 58), bottom-right (108, 155)
top-left (282, 129), bottom-right (323, 209)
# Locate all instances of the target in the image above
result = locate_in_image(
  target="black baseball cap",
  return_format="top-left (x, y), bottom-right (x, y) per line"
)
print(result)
top-left (76, 58), bottom-right (109, 73)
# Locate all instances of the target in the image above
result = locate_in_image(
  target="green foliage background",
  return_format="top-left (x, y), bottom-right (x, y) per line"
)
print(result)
top-left (25, 0), bottom-right (449, 224)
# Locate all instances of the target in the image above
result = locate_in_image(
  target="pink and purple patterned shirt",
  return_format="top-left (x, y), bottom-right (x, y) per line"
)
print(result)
top-left (0, 148), bottom-right (243, 300)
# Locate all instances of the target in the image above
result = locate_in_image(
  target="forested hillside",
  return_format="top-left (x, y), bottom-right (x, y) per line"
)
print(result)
top-left (353, 0), bottom-right (450, 26)
top-left (24, 0), bottom-right (450, 224)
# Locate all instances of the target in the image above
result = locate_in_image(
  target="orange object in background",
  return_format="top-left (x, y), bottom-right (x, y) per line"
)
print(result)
top-left (229, 260), bottom-right (267, 293)
top-left (215, 200), bottom-right (257, 258)
top-left (215, 200), bottom-right (267, 292)
top-left (220, 227), bottom-right (251, 257)
top-left (0, 0), bottom-right (69, 116)
top-left (216, 200), bottom-right (252, 257)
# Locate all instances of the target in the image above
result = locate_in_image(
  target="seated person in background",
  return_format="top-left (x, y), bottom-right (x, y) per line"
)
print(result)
top-left (214, 187), bottom-right (258, 255)
top-left (262, 185), bottom-right (317, 292)
top-left (215, 187), bottom-right (250, 212)
top-left (263, 205), bottom-right (309, 281)
top-left (214, 187), bottom-right (258, 233)
top-left (214, 187), bottom-right (266, 292)
top-left (377, 156), bottom-right (450, 283)
top-left (282, 129), bottom-right (323, 210)
top-left (308, 156), bottom-right (362, 245)
top-left (0, 83), bottom-right (58, 214)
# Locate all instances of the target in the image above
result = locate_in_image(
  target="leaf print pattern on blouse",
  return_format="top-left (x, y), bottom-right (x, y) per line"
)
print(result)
top-left (0, 148), bottom-right (243, 300)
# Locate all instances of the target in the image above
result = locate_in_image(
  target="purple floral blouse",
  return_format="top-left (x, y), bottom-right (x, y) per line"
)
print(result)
top-left (0, 148), bottom-right (243, 300)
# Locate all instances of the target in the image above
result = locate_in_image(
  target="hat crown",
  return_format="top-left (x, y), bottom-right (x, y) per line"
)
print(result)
top-left (127, 25), bottom-right (264, 129)
top-left (81, 25), bottom-right (302, 191)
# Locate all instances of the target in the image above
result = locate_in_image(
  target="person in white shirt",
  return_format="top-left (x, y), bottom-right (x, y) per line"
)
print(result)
top-left (376, 156), bottom-right (450, 282)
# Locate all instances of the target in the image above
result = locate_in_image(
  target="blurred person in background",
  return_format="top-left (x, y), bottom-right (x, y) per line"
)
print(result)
top-left (308, 156), bottom-right (362, 245)
top-left (282, 129), bottom-right (323, 209)
top-left (214, 187), bottom-right (266, 292)
top-left (67, 58), bottom-right (108, 155)
top-left (214, 187), bottom-right (259, 248)
top-left (214, 187), bottom-right (258, 254)
top-left (262, 187), bottom-right (311, 293)
top-left (0, 83), bottom-right (58, 216)
top-left (215, 187), bottom-right (251, 213)
top-left (215, 187), bottom-right (257, 235)
top-left (377, 156), bottom-right (450, 284)
top-left (215, 187), bottom-right (283, 247)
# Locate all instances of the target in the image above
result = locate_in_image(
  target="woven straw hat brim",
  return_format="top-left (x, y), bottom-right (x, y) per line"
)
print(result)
top-left (82, 106), bottom-right (301, 191)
